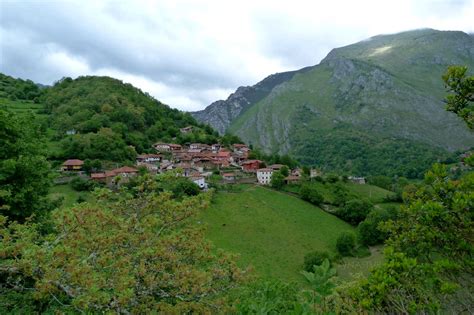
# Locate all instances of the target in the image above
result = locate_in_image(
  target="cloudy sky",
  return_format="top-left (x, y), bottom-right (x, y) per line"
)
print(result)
top-left (1, 0), bottom-right (473, 111)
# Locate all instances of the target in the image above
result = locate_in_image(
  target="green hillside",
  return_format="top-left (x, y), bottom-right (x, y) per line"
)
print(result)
top-left (0, 74), bottom-right (220, 162)
top-left (198, 29), bottom-right (474, 178)
top-left (198, 185), bottom-right (356, 282)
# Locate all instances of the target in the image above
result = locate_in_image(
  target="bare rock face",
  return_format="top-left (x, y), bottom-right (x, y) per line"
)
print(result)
top-left (191, 67), bottom-right (313, 134)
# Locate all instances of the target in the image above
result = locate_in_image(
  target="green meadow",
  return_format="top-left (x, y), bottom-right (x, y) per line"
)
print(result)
top-left (199, 185), bottom-right (357, 282)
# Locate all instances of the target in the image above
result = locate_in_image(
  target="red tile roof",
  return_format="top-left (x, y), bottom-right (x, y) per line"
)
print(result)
top-left (91, 173), bottom-right (106, 179)
top-left (112, 166), bottom-right (138, 173)
top-left (241, 159), bottom-right (261, 165)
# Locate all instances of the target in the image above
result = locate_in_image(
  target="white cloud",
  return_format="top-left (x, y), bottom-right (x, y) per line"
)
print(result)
top-left (1, 0), bottom-right (473, 110)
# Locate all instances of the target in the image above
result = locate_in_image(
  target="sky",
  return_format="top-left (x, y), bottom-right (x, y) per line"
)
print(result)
top-left (1, 0), bottom-right (473, 111)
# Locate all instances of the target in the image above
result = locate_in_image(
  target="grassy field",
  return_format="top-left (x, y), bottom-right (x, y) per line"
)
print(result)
top-left (336, 245), bottom-right (384, 281)
top-left (198, 185), bottom-right (356, 282)
top-left (345, 183), bottom-right (394, 204)
top-left (49, 184), bottom-right (92, 209)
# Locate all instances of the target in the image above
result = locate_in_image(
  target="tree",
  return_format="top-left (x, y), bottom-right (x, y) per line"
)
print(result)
top-left (0, 189), bottom-right (245, 313)
top-left (358, 207), bottom-right (397, 246)
top-left (343, 164), bottom-right (474, 313)
top-left (300, 184), bottom-right (324, 206)
top-left (270, 171), bottom-right (285, 189)
top-left (0, 110), bottom-right (52, 221)
top-left (280, 165), bottom-right (289, 177)
top-left (442, 65), bottom-right (474, 129)
top-left (336, 232), bottom-right (356, 256)
top-left (336, 199), bottom-right (373, 225)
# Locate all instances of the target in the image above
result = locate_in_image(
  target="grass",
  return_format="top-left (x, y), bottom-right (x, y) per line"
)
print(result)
top-left (282, 181), bottom-right (395, 205)
top-left (336, 246), bottom-right (384, 281)
top-left (49, 184), bottom-right (92, 209)
top-left (345, 183), bottom-right (394, 204)
top-left (198, 185), bottom-right (355, 282)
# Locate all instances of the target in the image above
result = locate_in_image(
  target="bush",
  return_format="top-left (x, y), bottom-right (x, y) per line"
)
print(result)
top-left (171, 179), bottom-right (200, 198)
top-left (358, 207), bottom-right (398, 246)
top-left (326, 174), bottom-right (339, 183)
top-left (300, 184), bottom-right (324, 206)
top-left (303, 251), bottom-right (332, 271)
top-left (270, 171), bottom-right (285, 189)
top-left (336, 199), bottom-right (373, 225)
top-left (70, 177), bottom-right (95, 192)
top-left (336, 232), bottom-right (356, 256)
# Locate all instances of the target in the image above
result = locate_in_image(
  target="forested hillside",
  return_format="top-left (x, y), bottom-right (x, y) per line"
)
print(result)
top-left (0, 74), bottom-right (220, 162)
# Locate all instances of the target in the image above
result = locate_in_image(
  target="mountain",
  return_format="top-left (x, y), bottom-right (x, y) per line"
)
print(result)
top-left (192, 67), bottom-right (313, 134)
top-left (192, 29), bottom-right (474, 177)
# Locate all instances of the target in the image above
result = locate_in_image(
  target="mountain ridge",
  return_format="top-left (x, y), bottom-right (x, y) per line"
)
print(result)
top-left (192, 28), bottom-right (474, 177)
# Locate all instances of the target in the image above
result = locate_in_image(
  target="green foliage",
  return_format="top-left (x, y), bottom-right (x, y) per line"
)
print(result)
top-left (280, 165), bottom-right (289, 177)
top-left (70, 177), bottom-right (95, 192)
top-left (336, 199), bottom-right (373, 225)
top-left (358, 206), bottom-right (398, 246)
top-left (0, 190), bottom-right (245, 313)
top-left (0, 73), bottom-right (43, 102)
top-left (270, 170), bottom-right (285, 189)
top-left (344, 164), bottom-right (474, 313)
top-left (367, 175), bottom-right (392, 190)
top-left (0, 109), bottom-right (52, 221)
top-left (300, 259), bottom-right (337, 311)
top-left (443, 65), bottom-right (474, 129)
top-left (233, 280), bottom-right (301, 314)
top-left (82, 159), bottom-right (102, 174)
top-left (41, 76), bottom-right (217, 161)
top-left (336, 232), bottom-right (356, 256)
top-left (300, 184), bottom-right (324, 206)
top-left (294, 128), bottom-right (451, 179)
top-left (220, 133), bottom-right (243, 147)
top-left (303, 251), bottom-right (332, 272)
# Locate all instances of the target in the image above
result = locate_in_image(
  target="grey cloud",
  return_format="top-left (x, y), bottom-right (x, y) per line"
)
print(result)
top-left (0, 1), bottom-right (245, 90)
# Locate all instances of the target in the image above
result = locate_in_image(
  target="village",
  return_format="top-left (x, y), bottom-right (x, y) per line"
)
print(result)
top-left (60, 142), bottom-right (306, 189)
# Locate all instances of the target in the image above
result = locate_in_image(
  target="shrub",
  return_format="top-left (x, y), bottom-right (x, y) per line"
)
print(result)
top-left (171, 179), bottom-right (200, 198)
top-left (270, 171), bottom-right (285, 189)
top-left (336, 232), bottom-right (356, 256)
top-left (70, 177), bottom-right (95, 192)
top-left (303, 251), bottom-right (332, 271)
top-left (336, 199), bottom-right (373, 225)
top-left (358, 207), bottom-right (398, 246)
top-left (326, 174), bottom-right (339, 183)
top-left (300, 184), bottom-right (324, 206)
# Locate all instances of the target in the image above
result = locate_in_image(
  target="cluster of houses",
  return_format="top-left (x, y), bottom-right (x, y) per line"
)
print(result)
top-left (61, 142), bottom-right (367, 189)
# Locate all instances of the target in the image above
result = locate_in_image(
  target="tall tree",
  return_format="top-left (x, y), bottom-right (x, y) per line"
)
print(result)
top-left (0, 189), bottom-right (245, 313)
top-left (442, 65), bottom-right (474, 129)
top-left (0, 110), bottom-right (52, 221)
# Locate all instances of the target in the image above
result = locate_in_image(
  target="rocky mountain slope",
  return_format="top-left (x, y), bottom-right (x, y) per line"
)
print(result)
top-left (192, 67), bottom-right (312, 134)
top-left (192, 29), bottom-right (474, 177)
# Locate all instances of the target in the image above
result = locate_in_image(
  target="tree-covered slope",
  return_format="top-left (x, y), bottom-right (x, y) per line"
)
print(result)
top-left (35, 76), bottom-right (219, 161)
top-left (196, 29), bottom-right (474, 177)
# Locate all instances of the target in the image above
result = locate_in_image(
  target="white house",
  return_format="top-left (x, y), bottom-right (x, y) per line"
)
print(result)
top-left (154, 143), bottom-right (171, 151)
top-left (257, 168), bottom-right (273, 185)
top-left (191, 176), bottom-right (207, 189)
top-left (348, 176), bottom-right (366, 184)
